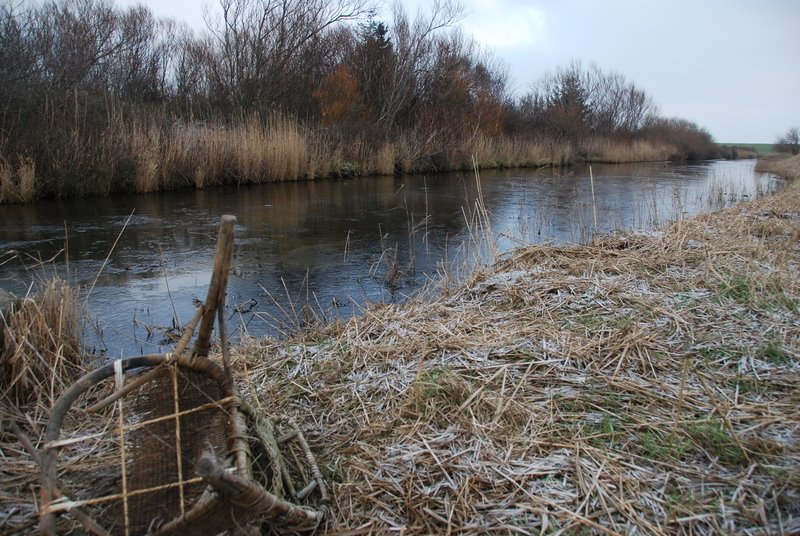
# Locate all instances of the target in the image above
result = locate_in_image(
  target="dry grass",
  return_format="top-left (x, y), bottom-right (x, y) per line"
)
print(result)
top-left (729, 147), bottom-right (759, 159)
top-left (470, 134), bottom-right (573, 169)
top-left (0, 157), bottom-right (37, 203)
top-left (0, 158), bottom-right (14, 202)
top-left (135, 113), bottom-right (406, 189)
top-left (133, 113), bottom-right (314, 192)
top-left (131, 122), bottom-right (162, 194)
top-left (229, 176), bottom-right (800, 534)
top-left (373, 143), bottom-right (397, 175)
top-left (583, 138), bottom-right (677, 163)
top-left (1, 278), bottom-right (83, 406)
top-left (2, 168), bottom-right (798, 534)
top-left (756, 153), bottom-right (800, 181)
top-left (0, 278), bottom-right (84, 530)
top-left (0, 277), bottom-right (89, 533)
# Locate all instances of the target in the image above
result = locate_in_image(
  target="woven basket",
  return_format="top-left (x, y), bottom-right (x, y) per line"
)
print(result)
top-left (39, 216), bottom-right (328, 535)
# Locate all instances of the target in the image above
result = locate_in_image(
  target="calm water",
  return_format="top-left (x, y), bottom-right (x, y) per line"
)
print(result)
top-left (0, 160), bottom-right (781, 356)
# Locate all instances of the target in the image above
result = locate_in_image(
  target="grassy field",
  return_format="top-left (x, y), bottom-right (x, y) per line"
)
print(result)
top-left (722, 143), bottom-right (776, 155)
top-left (2, 156), bottom-right (799, 534)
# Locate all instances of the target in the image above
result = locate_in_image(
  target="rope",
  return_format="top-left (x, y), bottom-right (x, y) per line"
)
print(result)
top-left (170, 364), bottom-right (185, 517)
top-left (114, 359), bottom-right (130, 536)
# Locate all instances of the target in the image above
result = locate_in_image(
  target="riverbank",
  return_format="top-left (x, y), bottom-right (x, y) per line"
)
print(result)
top-left (756, 152), bottom-right (800, 179)
top-left (1, 157), bottom-right (798, 533)
top-left (1, 2), bottom-right (725, 206)
top-left (231, 158), bottom-right (799, 533)
top-left (0, 113), bottom-right (717, 204)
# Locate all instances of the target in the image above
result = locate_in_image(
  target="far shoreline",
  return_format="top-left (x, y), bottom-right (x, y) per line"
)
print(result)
top-left (0, 137), bottom-right (760, 206)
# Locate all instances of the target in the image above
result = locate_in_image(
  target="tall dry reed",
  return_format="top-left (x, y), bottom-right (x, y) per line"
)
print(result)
top-left (0, 157), bottom-right (37, 203)
top-left (139, 113), bottom-right (313, 188)
top-left (372, 143), bottom-right (397, 175)
top-left (583, 137), bottom-right (676, 163)
top-left (467, 134), bottom-right (575, 169)
top-left (1, 278), bottom-right (83, 405)
top-left (131, 122), bottom-right (162, 193)
top-left (756, 153), bottom-right (800, 180)
top-left (262, 114), bottom-right (308, 181)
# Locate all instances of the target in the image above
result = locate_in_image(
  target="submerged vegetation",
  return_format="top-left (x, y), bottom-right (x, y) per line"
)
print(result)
top-left (0, 0), bottom-right (724, 203)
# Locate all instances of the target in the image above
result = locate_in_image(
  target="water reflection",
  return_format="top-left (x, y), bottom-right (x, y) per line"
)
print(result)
top-left (0, 160), bottom-right (780, 356)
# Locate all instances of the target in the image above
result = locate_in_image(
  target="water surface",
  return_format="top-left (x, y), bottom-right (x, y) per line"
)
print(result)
top-left (0, 160), bottom-right (780, 356)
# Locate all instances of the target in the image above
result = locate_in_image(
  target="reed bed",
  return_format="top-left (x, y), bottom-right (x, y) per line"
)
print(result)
top-left (140, 114), bottom-right (315, 190)
top-left (583, 138), bottom-right (677, 163)
top-left (470, 134), bottom-right (573, 169)
top-left (756, 153), bottom-right (800, 180)
top-left (2, 173), bottom-right (799, 534)
top-left (3, 103), bottom-right (715, 204)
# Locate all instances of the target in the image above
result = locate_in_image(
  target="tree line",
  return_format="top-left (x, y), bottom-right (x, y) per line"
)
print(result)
top-left (0, 0), bottom-right (721, 202)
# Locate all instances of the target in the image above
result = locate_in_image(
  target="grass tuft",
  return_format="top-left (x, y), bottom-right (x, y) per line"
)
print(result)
top-left (685, 421), bottom-right (748, 466)
top-left (1, 278), bottom-right (83, 405)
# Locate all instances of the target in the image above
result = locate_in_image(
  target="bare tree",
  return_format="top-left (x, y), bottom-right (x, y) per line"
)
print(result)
top-left (351, 19), bottom-right (393, 123)
top-left (586, 64), bottom-right (657, 137)
top-left (0, 2), bottom-right (42, 134)
top-left (204, 0), bottom-right (374, 109)
top-left (641, 117), bottom-right (717, 160)
top-left (33, 0), bottom-right (125, 92)
top-left (416, 29), bottom-right (507, 143)
top-left (173, 28), bottom-right (215, 110)
top-left (776, 126), bottom-right (799, 155)
top-left (106, 5), bottom-right (176, 101)
top-left (377, 0), bottom-right (464, 130)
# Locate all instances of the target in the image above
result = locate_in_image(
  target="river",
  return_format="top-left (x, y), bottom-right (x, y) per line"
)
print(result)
top-left (0, 159), bottom-right (781, 357)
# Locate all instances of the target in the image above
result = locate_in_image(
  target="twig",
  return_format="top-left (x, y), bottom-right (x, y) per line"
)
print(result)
top-left (84, 209), bottom-right (135, 306)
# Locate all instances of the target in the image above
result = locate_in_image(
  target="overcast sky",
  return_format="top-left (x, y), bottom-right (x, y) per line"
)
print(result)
top-left (120, 0), bottom-right (799, 142)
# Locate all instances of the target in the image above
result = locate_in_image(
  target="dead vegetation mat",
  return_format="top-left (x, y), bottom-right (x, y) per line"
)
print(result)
top-left (235, 177), bottom-right (800, 534)
top-left (3, 175), bottom-right (800, 534)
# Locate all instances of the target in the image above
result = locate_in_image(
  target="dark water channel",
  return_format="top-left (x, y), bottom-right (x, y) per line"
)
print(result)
top-left (0, 160), bottom-right (781, 357)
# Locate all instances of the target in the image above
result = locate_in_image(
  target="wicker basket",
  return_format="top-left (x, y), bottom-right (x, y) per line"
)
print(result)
top-left (39, 216), bottom-right (328, 535)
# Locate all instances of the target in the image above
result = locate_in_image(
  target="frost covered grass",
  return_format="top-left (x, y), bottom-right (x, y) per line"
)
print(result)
top-left (229, 176), bottom-right (800, 533)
